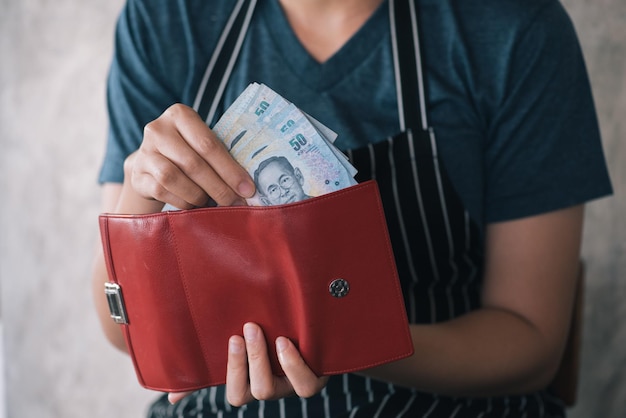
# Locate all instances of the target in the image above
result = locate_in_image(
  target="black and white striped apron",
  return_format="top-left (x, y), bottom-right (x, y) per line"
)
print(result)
top-left (148, 0), bottom-right (566, 416)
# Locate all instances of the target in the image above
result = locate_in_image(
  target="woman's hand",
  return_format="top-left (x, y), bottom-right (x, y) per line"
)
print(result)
top-left (168, 323), bottom-right (329, 406)
top-left (129, 103), bottom-right (256, 209)
top-left (226, 323), bottom-right (329, 406)
top-left (361, 205), bottom-right (585, 397)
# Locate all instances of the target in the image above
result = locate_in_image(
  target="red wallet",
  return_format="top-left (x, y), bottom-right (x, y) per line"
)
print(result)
top-left (99, 180), bottom-right (414, 392)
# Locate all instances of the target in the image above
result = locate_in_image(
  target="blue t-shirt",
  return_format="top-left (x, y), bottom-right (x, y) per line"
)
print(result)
top-left (100, 0), bottom-right (611, 226)
top-left (100, 1), bottom-right (612, 416)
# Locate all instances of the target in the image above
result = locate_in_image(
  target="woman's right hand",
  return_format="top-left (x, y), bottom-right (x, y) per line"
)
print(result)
top-left (95, 104), bottom-right (256, 349)
top-left (129, 103), bottom-right (256, 209)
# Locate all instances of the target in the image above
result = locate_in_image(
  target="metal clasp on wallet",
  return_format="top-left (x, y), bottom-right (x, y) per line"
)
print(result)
top-left (104, 282), bottom-right (129, 324)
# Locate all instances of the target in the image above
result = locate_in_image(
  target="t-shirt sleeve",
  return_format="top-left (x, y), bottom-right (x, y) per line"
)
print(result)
top-left (98, 0), bottom-right (179, 184)
top-left (483, 0), bottom-right (612, 222)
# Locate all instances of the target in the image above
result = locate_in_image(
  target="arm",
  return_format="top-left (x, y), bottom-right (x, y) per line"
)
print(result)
top-left (92, 104), bottom-right (257, 353)
top-left (213, 204), bottom-right (584, 406)
top-left (93, 107), bottom-right (583, 400)
top-left (91, 156), bottom-right (167, 351)
top-left (92, 103), bottom-right (321, 404)
top-left (91, 183), bottom-right (126, 352)
top-left (362, 204), bottom-right (584, 396)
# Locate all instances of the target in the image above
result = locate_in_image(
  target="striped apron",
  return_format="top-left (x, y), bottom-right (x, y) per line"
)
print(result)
top-left (148, 0), bottom-right (566, 416)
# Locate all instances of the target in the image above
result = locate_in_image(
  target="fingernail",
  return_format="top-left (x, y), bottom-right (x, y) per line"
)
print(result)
top-left (167, 393), bottom-right (176, 405)
top-left (238, 181), bottom-right (255, 198)
top-left (243, 323), bottom-right (257, 341)
top-left (275, 337), bottom-right (288, 353)
top-left (229, 336), bottom-right (243, 353)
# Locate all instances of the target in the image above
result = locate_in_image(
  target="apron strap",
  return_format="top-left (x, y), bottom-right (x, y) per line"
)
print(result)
top-left (389, 0), bottom-right (428, 131)
top-left (192, 0), bottom-right (258, 125)
top-left (194, 0), bottom-right (428, 132)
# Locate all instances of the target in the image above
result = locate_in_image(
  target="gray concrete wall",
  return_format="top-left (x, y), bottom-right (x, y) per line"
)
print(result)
top-left (0, 0), bottom-right (623, 417)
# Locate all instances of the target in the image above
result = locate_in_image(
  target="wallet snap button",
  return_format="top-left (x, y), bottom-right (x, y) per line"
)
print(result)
top-left (329, 279), bottom-right (350, 298)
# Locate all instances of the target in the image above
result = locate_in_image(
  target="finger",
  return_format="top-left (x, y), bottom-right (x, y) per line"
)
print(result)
top-left (226, 335), bottom-right (253, 407)
top-left (165, 105), bottom-right (256, 201)
top-left (168, 391), bottom-right (193, 404)
top-left (142, 105), bottom-right (252, 206)
top-left (243, 323), bottom-right (282, 401)
top-left (132, 150), bottom-right (211, 209)
top-left (276, 337), bottom-right (328, 398)
top-left (138, 117), bottom-right (213, 207)
top-left (143, 118), bottom-right (242, 207)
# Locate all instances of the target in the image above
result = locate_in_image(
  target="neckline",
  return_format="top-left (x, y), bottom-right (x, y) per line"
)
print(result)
top-left (262, 0), bottom-right (389, 91)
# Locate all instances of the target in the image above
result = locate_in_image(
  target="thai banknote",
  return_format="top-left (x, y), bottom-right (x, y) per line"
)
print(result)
top-left (222, 84), bottom-right (291, 155)
top-left (216, 83), bottom-right (357, 206)
top-left (232, 103), bottom-right (357, 206)
top-left (163, 82), bottom-right (357, 210)
top-left (211, 82), bottom-right (259, 145)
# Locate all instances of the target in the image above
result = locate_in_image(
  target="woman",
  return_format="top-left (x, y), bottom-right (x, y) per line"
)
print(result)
top-left (92, 0), bottom-right (612, 416)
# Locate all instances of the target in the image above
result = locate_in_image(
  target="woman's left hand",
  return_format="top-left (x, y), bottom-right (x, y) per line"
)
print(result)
top-left (226, 322), bottom-right (329, 406)
top-left (168, 322), bottom-right (328, 405)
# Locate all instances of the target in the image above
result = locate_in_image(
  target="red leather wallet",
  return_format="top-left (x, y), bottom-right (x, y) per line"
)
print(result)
top-left (99, 180), bottom-right (414, 392)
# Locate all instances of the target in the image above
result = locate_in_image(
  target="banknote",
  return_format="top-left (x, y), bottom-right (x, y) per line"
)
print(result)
top-left (225, 85), bottom-right (291, 155)
top-left (220, 83), bottom-right (357, 206)
top-left (216, 84), bottom-right (333, 150)
top-left (233, 103), bottom-right (357, 206)
top-left (163, 82), bottom-right (357, 210)
top-left (211, 82), bottom-right (259, 144)
top-left (302, 111), bottom-right (357, 178)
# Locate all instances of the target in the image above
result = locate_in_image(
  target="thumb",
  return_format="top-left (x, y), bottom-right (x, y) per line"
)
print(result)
top-left (168, 391), bottom-right (193, 404)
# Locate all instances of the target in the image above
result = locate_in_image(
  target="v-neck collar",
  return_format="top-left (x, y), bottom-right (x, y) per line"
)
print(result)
top-left (262, 0), bottom-right (389, 91)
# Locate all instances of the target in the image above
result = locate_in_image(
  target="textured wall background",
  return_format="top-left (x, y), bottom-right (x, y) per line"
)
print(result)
top-left (0, 0), bottom-right (623, 417)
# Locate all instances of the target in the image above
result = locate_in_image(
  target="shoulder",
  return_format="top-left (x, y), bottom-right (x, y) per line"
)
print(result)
top-left (420, 0), bottom-right (585, 111)
top-left (417, 0), bottom-right (611, 223)
top-left (418, 0), bottom-right (580, 88)
top-left (430, 0), bottom-right (568, 24)
top-left (115, 0), bottom-right (238, 64)
top-left (113, 0), bottom-right (240, 101)
top-left (118, 0), bottom-right (236, 47)
top-left (121, 0), bottom-right (235, 25)
top-left (420, 0), bottom-right (576, 46)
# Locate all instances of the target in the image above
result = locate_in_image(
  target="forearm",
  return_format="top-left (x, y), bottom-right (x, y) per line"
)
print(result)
top-left (362, 307), bottom-right (562, 397)
top-left (363, 206), bottom-right (583, 397)
top-left (91, 168), bottom-right (164, 352)
top-left (92, 246), bottom-right (128, 352)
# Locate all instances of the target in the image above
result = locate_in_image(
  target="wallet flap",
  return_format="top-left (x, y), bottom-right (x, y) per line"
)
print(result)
top-left (99, 181), bottom-right (414, 392)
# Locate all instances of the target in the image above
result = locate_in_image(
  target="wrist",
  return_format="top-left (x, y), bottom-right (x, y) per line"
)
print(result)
top-left (113, 152), bottom-right (164, 214)
top-left (114, 179), bottom-right (164, 214)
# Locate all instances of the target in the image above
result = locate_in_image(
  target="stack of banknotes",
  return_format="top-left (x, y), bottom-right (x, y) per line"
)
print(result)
top-left (212, 83), bottom-right (357, 206)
